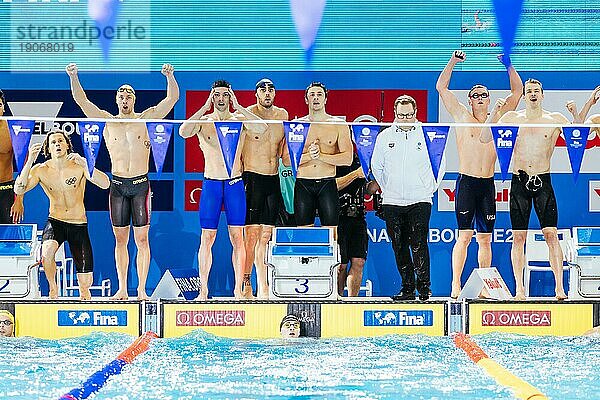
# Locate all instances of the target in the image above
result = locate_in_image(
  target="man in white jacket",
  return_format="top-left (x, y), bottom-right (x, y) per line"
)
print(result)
top-left (371, 95), bottom-right (445, 301)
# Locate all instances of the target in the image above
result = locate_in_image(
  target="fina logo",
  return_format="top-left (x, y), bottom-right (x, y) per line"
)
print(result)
top-left (288, 123), bottom-right (306, 142)
top-left (364, 310), bottom-right (434, 327)
top-left (83, 124), bottom-right (101, 144)
top-left (219, 125), bottom-right (239, 137)
top-left (496, 129), bottom-right (513, 148)
top-left (58, 310), bottom-right (128, 327)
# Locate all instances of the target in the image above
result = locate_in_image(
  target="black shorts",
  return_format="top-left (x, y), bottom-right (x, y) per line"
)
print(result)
top-left (243, 171), bottom-right (282, 226)
top-left (294, 178), bottom-right (340, 226)
top-left (42, 218), bottom-right (93, 274)
top-left (0, 180), bottom-right (14, 224)
top-left (109, 175), bottom-right (151, 227)
top-left (455, 174), bottom-right (496, 233)
top-left (338, 216), bottom-right (368, 264)
top-left (510, 171), bottom-right (557, 231)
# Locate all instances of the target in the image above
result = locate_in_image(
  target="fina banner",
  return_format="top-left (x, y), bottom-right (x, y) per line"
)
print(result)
top-left (422, 125), bottom-right (449, 180)
top-left (77, 121), bottom-right (105, 177)
top-left (146, 122), bottom-right (174, 177)
top-left (491, 125), bottom-right (518, 181)
top-left (351, 124), bottom-right (381, 178)
top-left (284, 121), bottom-right (310, 177)
top-left (563, 126), bottom-right (590, 182)
top-left (7, 119), bottom-right (35, 173)
top-left (214, 121), bottom-right (243, 178)
top-left (492, 0), bottom-right (524, 60)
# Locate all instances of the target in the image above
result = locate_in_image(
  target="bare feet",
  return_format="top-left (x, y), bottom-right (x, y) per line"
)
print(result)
top-left (110, 290), bottom-right (129, 301)
top-left (241, 279), bottom-right (254, 300)
top-left (450, 282), bottom-right (461, 299)
top-left (80, 289), bottom-right (91, 301)
top-left (49, 285), bottom-right (59, 300)
top-left (556, 291), bottom-right (567, 301)
top-left (195, 288), bottom-right (208, 301)
top-left (137, 294), bottom-right (150, 301)
top-left (234, 289), bottom-right (244, 300)
top-left (513, 291), bottom-right (526, 301)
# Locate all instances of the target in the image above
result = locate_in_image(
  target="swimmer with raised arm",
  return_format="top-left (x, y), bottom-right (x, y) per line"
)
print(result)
top-left (67, 63), bottom-right (179, 300)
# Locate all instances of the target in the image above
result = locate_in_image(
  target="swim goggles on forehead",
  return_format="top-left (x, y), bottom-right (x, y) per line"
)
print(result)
top-left (117, 86), bottom-right (135, 95)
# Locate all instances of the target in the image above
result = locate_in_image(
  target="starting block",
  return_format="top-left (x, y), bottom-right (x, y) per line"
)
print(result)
top-left (266, 227), bottom-right (340, 300)
top-left (0, 224), bottom-right (41, 299)
top-left (458, 267), bottom-right (512, 300)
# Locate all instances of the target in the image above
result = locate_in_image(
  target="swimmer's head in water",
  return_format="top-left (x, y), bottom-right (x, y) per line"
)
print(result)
top-left (280, 314), bottom-right (301, 338)
top-left (255, 78), bottom-right (275, 108)
top-left (0, 310), bottom-right (15, 337)
top-left (394, 95), bottom-right (417, 123)
top-left (305, 82), bottom-right (328, 111)
top-left (116, 84), bottom-right (136, 115)
top-left (211, 80), bottom-right (232, 112)
top-left (43, 129), bottom-right (73, 159)
top-left (523, 78), bottom-right (544, 106)
top-left (467, 84), bottom-right (490, 109)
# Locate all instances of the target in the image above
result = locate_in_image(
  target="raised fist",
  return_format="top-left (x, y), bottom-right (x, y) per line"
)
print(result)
top-left (452, 51), bottom-right (466, 62)
top-left (65, 63), bottom-right (78, 77)
top-left (161, 63), bottom-right (175, 77)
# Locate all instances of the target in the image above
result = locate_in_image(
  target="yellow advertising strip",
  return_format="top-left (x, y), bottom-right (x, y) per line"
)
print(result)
top-left (454, 333), bottom-right (547, 400)
top-left (321, 302), bottom-right (446, 337)
top-left (162, 303), bottom-right (289, 339)
top-left (469, 302), bottom-right (593, 335)
top-left (15, 302), bottom-right (140, 339)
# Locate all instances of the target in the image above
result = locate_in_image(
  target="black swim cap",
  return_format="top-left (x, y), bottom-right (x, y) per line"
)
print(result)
top-left (280, 314), bottom-right (300, 329)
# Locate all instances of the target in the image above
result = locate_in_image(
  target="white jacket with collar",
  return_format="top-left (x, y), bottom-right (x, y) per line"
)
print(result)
top-left (371, 123), bottom-right (446, 206)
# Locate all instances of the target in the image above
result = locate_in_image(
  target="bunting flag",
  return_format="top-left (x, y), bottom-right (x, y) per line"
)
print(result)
top-left (7, 119), bottom-right (35, 173)
top-left (214, 121), bottom-right (243, 178)
top-left (290, 0), bottom-right (326, 64)
top-left (492, 0), bottom-right (525, 60)
top-left (563, 126), bottom-right (590, 182)
top-left (88, 0), bottom-right (122, 62)
top-left (351, 124), bottom-right (381, 179)
top-left (283, 121), bottom-right (310, 177)
top-left (491, 125), bottom-right (519, 181)
top-left (77, 121), bottom-right (106, 177)
top-left (146, 122), bottom-right (174, 177)
top-left (422, 125), bottom-right (450, 180)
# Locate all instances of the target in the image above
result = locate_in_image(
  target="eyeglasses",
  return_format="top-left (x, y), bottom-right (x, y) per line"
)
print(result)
top-left (0, 320), bottom-right (13, 326)
top-left (470, 92), bottom-right (489, 99)
top-left (396, 112), bottom-right (415, 119)
top-left (282, 322), bottom-right (300, 329)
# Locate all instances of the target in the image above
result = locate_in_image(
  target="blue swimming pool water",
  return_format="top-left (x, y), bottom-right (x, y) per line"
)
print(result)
top-left (0, 331), bottom-right (598, 400)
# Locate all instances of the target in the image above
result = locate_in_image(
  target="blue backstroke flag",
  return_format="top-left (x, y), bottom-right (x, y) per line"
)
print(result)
top-left (491, 125), bottom-right (519, 181)
top-left (7, 119), bottom-right (35, 173)
top-left (422, 125), bottom-right (449, 180)
top-left (77, 121), bottom-right (106, 177)
top-left (214, 121), bottom-right (243, 178)
top-left (351, 124), bottom-right (381, 179)
top-left (147, 122), bottom-right (174, 178)
top-left (492, 0), bottom-right (525, 59)
top-left (563, 126), bottom-right (590, 182)
top-left (284, 121), bottom-right (310, 177)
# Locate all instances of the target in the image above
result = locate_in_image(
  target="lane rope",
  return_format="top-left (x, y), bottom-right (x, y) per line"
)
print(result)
top-left (58, 331), bottom-right (158, 400)
top-left (453, 333), bottom-right (548, 400)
